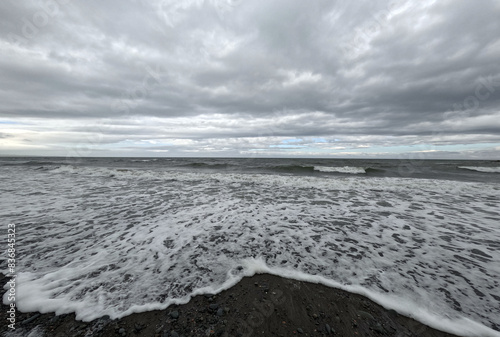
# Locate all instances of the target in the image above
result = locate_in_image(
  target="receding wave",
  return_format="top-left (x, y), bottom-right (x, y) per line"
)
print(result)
top-left (314, 166), bottom-right (367, 174)
top-left (458, 166), bottom-right (500, 173)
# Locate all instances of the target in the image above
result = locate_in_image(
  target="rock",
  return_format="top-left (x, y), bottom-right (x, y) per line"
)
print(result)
top-left (216, 308), bottom-right (224, 316)
top-left (118, 327), bottom-right (126, 336)
top-left (134, 323), bottom-right (145, 332)
top-left (297, 327), bottom-right (304, 333)
top-left (21, 313), bottom-right (41, 325)
top-left (170, 331), bottom-right (180, 337)
top-left (387, 309), bottom-right (398, 316)
top-left (170, 310), bottom-right (179, 319)
top-left (325, 323), bottom-right (332, 334)
top-left (224, 307), bottom-right (230, 314)
top-left (209, 303), bottom-right (219, 311)
top-left (373, 322), bottom-right (385, 333)
top-left (358, 310), bottom-right (375, 320)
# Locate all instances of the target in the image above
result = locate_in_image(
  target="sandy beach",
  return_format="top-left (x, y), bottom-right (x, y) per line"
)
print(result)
top-left (1, 273), bottom-right (459, 337)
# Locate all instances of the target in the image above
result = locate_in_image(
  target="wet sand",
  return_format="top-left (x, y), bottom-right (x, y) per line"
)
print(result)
top-left (1, 273), bottom-right (460, 336)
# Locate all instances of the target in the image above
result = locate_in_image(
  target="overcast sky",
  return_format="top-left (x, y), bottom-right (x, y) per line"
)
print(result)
top-left (1, 0), bottom-right (500, 158)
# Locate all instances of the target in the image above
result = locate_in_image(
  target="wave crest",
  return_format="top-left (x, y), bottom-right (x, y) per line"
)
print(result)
top-left (314, 166), bottom-right (366, 174)
top-left (458, 166), bottom-right (500, 173)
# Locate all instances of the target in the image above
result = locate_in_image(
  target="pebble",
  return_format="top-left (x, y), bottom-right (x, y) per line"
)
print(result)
top-left (358, 310), bottom-right (374, 320)
top-left (21, 313), bottom-right (41, 325)
top-left (170, 310), bottom-right (179, 319)
top-left (373, 322), bottom-right (385, 333)
top-left (209, 303), bottom-right (219, 310)
top-left (134, 323), bottom-right (145, 332)
top-left (297, 327), bottom-right (304, 334)
top-left (170, 331), bottom-right (180, 337)
top-left (118, 327), bottom-right (126, 336)
top-left (216, 308), bottom-right (224, 316)
top-left (325, 323), bottom-right (332, 334)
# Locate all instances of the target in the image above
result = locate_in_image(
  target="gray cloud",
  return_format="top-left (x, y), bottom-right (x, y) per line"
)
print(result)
top-left (1, 0), bottom-right (500, 158)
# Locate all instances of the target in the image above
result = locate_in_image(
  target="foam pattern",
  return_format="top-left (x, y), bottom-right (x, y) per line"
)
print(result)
top-left (1, 165), bottom-right (499, 336)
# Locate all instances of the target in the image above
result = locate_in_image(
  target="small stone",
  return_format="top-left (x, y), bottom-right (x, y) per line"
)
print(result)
top-left (216, 308), bottom-right (224, 316)
top-left (325, 323), bottom-right (331, 334)
top-left (297, 327), bottom-right (304, 334)
top-left (170, 310), bottom-right (179, 319)
top-left (134, 323), bottom-right (145, 332)
top-left (388, 309), bottom-right (398, 316)
top-left (209, 303), bottom-right (219, 311)
top-left (373, 322), bottom-right (385, 333)
top-left (254, 282), bottom-right (259, 286)
top-left (170, 331), bottom-right (180, 337)
top-left (21, 313), bottom-right (41, 325)
top-left (118, 327), bottom-right (126, 336)
top-left (358, 310), bottom-right (374, 320)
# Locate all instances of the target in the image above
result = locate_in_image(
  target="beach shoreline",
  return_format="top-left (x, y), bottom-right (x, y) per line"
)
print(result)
top-left (1, 272), bottom-right (462, 337)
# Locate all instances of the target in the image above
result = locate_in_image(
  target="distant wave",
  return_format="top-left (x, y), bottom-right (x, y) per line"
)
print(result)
top-left (314, 166), bottom-right (367, 174)
top-left (268, 165), bottom-right (315, 173)
top-left (0, 160), bottom-right (68, 167)
top-left (179, 162), bottom-right (231, 169)
top-left (458, 166), bottom-right (500, 173)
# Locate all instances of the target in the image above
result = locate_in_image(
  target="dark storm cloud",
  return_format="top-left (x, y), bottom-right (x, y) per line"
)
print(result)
top-left (1, 0), bottom-right (500, 157)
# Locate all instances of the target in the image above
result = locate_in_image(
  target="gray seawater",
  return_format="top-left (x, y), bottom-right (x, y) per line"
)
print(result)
top-left (1, 157), bottom-right (499, 335)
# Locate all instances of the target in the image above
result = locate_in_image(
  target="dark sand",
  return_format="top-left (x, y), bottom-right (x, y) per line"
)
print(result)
top-left (1, 273), bottom-right (460, 337)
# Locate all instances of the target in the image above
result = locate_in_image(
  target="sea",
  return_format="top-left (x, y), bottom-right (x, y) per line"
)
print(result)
top-left (1, 157), bottom-right (499, 336)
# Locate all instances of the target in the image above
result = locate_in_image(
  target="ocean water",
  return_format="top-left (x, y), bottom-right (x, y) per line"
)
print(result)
top-left (1, 157), bottom-right (499, 336)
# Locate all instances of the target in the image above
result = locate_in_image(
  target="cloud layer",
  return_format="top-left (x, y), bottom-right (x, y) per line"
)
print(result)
top-left (1, 0), bottom-right (500, 158)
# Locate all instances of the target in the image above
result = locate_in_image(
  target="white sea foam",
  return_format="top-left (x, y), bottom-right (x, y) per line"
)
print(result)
top-left (314, 165), bottom-right (366, 174)
top-left (1, 165), bottom-right (500, 336)
top-left (458, 166), bottom-right (500, 173)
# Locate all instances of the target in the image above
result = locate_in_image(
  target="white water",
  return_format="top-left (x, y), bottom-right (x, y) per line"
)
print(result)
top-left (458, 166), bottom-right (500, 173)
top-left (1, 165), bottom-right (500, 336)
top-left (314, 165), bottom-right (367, 174)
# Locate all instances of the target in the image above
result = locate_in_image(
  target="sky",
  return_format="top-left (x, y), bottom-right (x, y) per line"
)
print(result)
top-left (1, 0), bottom-right (500, 159)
